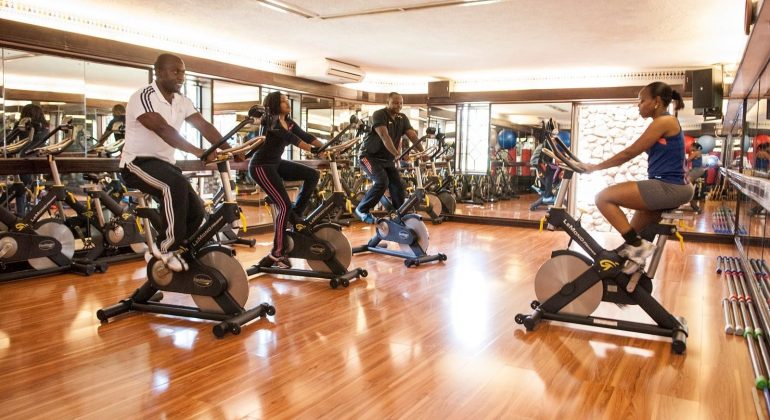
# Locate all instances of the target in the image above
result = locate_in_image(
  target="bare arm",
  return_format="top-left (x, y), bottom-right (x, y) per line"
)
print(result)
top-left (374, 126), bottom-right (400, 157)
top-left (137, 112), bottom-right (205, 157)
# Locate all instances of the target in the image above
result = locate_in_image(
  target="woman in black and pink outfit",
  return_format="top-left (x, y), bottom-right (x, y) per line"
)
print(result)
top-left (248, 91), bottom-right (324, 268)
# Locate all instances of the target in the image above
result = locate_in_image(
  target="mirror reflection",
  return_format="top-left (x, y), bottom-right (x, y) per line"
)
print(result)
top-left (743, 75), bottom-right (766, 260)
top-left (1, 48), bottom-right (4, 155)
top-left (84, 61), bottom-right (148, 157)
top-left (2, 49), bottom-right (86, 155)
top-left (212, 80), bottom-right (269, 226)
top-left (451, 102), bottom-right (571, 220)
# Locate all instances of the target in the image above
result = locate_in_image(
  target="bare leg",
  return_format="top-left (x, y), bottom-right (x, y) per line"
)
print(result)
top-left (630, 209), bottom-right (663, 234)
top-left (594, 181), bottom-right (650, 234)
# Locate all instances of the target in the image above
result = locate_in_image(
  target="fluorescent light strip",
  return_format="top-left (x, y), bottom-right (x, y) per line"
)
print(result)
top-left (319, 0), bottom-right (503, 20)
top-left (255, 0), bottom-right (318, 18)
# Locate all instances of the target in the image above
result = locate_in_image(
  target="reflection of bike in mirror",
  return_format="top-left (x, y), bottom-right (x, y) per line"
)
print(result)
top-left (515, 126), bottom-right (688, 354)
top-left (97, 106), bottom-right (275, 337)
top-left (0, 119), bottom-right (100, 281)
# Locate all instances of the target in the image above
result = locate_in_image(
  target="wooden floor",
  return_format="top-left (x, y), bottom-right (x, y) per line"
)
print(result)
top-left (0, 222), bottom-right (761, 419)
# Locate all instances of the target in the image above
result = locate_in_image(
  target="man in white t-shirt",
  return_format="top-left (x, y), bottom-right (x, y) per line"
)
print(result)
top-left (119, 53), bottom-right (231, 272)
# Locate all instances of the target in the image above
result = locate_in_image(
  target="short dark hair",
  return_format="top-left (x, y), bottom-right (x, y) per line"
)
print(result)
top-left (154, 53), bottom-right (183, 70)
top-left (644, 81), bottom-right (684, 111)
top-left (388, 92), bottom-right (401, 99)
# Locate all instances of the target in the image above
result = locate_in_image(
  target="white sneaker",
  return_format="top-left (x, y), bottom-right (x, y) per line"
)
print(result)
top-left (618, 239), bottom-right (656, 266)
top-left (160, 250), bottom-right (189, 272)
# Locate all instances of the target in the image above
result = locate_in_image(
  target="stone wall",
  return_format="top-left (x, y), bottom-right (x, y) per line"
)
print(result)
top-left (574, 104), bottom-right (650, 232)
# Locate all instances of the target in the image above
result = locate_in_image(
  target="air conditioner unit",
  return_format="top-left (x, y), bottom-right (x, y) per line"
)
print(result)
top-left (295, 58), bottom-right (366, 84)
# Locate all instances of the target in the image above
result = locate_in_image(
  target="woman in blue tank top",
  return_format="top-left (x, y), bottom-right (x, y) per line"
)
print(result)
top-left (577, 81), bottom-right (694, 267)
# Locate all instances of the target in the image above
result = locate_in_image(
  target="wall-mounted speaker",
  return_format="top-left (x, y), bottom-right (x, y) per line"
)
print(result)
top-left (692, 66), bottom-right (723, 113)
top-left (428, 80), bottom-right (453, 99)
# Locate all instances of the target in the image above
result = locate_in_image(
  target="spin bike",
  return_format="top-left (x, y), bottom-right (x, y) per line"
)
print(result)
top-left (247, 115), bottom-right (368, 289)
top-left (514, 132), bottom-right (688, 354)
top-left (62, 171), bottom-right (147, 263)
top-left (0, 120), bottom-right (100, 281)
top-left (97, 106), bottom-right (275, 337)
top-left (352, 128), bottom-right (447, 267)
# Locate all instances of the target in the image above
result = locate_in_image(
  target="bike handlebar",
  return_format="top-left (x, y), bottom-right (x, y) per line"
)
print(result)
top-left (200, 105), bottom-right (266, 162)
top-left (543, 129), bottom-right (584, 173)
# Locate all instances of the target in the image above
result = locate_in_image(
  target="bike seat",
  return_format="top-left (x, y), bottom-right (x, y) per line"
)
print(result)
top-left (83, 173), bottom-right (100, 182)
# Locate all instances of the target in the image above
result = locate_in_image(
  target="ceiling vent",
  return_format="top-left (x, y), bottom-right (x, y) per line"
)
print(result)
top-left (295, 58), bottom-right (366, 84)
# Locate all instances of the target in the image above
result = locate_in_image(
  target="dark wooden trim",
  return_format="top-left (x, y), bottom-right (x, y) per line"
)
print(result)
top-left (4, 88), bottom-right (84, 103)
top-left (430, 85), bottom-right (668, 104)
top-left (0, 18), bottom-right (364, 101)
top-left (0, 158), bottom-right (248, 176)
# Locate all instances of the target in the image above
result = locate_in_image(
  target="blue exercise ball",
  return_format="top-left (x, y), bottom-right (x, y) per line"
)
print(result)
top-left (557, 130), bottom-right (571, 147)
top-left (742, 135), bottom-right (752, 151)
top-left (698, 135), bottom-right (716, 153)
top-left (497, 129), bottom-right (517, 149)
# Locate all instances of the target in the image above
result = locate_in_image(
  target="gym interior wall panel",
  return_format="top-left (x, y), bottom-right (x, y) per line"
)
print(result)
top-left (573, 103), bottom-right (649, 232)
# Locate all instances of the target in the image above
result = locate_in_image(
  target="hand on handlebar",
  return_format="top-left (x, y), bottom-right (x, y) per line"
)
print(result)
top-left (198, 149), bottom-right (217, 163)
top-left (574, 162), bottom-right (598, 174)
top-left (310, 145), bottom-right (321, 155)
top-left (233, 153), bottom-right (246, 163)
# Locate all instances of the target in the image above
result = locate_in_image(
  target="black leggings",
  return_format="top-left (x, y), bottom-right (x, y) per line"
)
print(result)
top-left (249, 160), bottom-right (319, 257)
top-left (120, 158), bottom-right (205, 253)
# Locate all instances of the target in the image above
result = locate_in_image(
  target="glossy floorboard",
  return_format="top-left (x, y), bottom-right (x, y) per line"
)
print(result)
top-left (0, 222), bottom-right (761, 419)
top-left (455, 193), bottom-right (753, 236)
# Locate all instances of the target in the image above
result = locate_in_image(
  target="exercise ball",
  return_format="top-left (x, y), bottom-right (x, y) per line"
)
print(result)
top-left (698, 135), bottom-right (716, 153)
top-left (684, 135), bottom-right (696, 153)
top-left (742, 135), bottom-right (752, 151)
top-left (557, 130), bottom-right (571, 147)
top-left (497, 129), bottom-right (517, 149)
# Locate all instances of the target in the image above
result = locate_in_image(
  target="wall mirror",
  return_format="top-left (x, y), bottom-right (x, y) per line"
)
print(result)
top-left (2, 49), bottom-right (86, 156)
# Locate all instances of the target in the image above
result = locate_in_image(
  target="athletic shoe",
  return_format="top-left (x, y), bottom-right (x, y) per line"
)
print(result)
top-left (618, 239), bottom-right (656, 266)
top-left (268, 253), bottom-right (292, 269)
top-left (354, 207), bottom-right (375, 224)
top-left (160, 250), bottom-right (189, 272)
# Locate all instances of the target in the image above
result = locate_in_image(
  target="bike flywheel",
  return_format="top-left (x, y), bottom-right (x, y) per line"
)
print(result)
top-left (307, 226), bottom-right (352, 273)
top-left (534, 253), bottom-right (602, 317)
